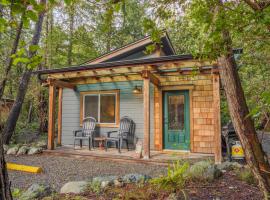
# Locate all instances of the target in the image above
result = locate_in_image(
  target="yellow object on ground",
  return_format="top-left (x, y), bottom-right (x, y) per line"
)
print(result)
top-left (7, 163), bottom-right (42, 173)
top-left (232, 141), bottom-right (245, 159)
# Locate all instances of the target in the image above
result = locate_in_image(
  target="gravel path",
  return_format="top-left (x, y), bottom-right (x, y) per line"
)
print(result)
top-left (6, 154), bottom-right (167, 191)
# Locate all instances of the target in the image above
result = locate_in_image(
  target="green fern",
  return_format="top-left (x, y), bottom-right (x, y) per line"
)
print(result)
top-left (150, 161), bottom-right (189, 190)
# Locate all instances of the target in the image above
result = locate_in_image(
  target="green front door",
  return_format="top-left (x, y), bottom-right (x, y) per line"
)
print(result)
top-left (163, 90), bottom-right (190, 150)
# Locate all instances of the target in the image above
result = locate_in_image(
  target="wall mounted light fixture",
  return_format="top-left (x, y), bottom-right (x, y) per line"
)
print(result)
top-left (132, 85), bottom-right (142, 94)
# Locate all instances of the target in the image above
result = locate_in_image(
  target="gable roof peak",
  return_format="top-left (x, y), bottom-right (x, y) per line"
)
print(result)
top-left (83, 31), bottom-right (175, 65)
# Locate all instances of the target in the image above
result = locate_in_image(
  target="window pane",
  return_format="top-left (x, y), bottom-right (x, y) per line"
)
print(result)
top-left (100, 94), bottom-right (116, 123)
top-left (84, 95), bottom-right (98, 121)
top-left (168, 95), bottom-right (185, 130)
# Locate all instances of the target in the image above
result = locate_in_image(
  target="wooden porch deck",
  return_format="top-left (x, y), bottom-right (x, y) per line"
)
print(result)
top-left (44, 146), bottom-right (213, 166)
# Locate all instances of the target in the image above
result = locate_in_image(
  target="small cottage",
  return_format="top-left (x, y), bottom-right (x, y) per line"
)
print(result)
top-left (37, 32), bottom-right (222, 163)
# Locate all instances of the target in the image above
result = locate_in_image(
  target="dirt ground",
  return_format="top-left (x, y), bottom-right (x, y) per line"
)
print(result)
top-left (185, 171), bottom-right (262, 200)
top-left (54, 171), bottom-right (263, 200)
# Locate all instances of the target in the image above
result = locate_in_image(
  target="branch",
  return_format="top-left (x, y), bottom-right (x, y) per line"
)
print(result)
top-left (243, 0), bottom-right (270, 11)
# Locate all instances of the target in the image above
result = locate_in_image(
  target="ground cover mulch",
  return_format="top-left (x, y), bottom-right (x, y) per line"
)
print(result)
top-left (49, 170), bottom-right (263, 200)
top-left (185, 171), bottom-right (262, 200)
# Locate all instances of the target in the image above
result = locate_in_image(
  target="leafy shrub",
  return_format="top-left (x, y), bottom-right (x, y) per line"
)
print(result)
top-left (15, 121), bottom-right (39, 135)
top-left (236, 168), bottom-right (256, 185)
top-left (150, 161), bottom-right (189, 190)
top-left (88, 181), bottom-right (102, 194)
top-left (12, 188), bottom-right (22, 198)
top-left (221, 93), bottom-right (230, 126)
top-left (185, 160), bottom-right (212, 181)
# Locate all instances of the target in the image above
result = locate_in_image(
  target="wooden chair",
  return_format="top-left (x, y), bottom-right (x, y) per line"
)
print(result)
top-left (73, 117), bottom-right (96, 150)
top-left (105, 116), bottom-right (134, 153)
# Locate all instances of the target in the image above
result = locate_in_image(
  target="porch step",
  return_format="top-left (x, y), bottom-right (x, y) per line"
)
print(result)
top-left (43, 149), bottom-right (170, 166)
top-left (43, 147), bottom-right (213, 166)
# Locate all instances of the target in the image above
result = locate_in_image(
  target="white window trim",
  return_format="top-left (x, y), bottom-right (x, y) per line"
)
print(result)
top-left (83, 92), bottom-right (117, 125)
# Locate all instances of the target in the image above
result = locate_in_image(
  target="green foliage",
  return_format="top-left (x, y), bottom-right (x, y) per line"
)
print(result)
top-left (0, 17), bottom-right (7, 32)
top-left (15, 121), bottom-right (39, 133)
top-left (11, 188), bottom-right (22, 198)
top-left (145, 44), bottom-right (156, 54)
top-left (25, 10), bottom-right (38, 22)
top-left (236, 168), bottom-right (256, 185)
top-left (13, 57), bottom-right (30, 65)
top-left (29, 45), bottom-right (40, 52)
top-left (221, 93), bottom-right (230, 126)
top-left (150, 161), bottom-right (189, 190)
top-left (64, 0), bottom-right (72, 5)
top-left (88, 181), bottom-right (102, 194)
top-left (28, 54), bottom-right (43, 69)
top-left (142, 18), bottom-right (162, 44)
top-left (185, 160), bottom-right (212, 181)
top-left (0, 0), bottom-right (10, 6)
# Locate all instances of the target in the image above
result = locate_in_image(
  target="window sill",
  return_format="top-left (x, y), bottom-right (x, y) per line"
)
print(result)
top-left (80, 123), bottom-right (119, 128)
top-left (97, 123), bottom-right (119, 128)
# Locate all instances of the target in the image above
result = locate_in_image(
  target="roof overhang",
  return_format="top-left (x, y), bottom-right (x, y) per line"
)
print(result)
top-left (35, 54), bottom-right (219, 87)
top-left (36, 54), bottom-right (194, 76)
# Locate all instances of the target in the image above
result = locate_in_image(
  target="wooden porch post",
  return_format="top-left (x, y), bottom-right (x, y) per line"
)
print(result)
top-left (48, 82), bottom-right (56, 150)
top-left (213, 73), bottom-right (222, 164)
top-left (57, 87), bottom-right (63, 146)
top-left (154, 85), bottom-right (163, 151)
top-left (143, 76), bottom-right (150, 159)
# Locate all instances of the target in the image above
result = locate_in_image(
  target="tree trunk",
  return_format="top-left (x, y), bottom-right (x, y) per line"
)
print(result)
top-left (3, 0), bottom-right (47, 144)
top-left (218, 29), bottom-right (270, 198)
top-left (67, 4), bottom-right (74, 65)
top-left (49, 9), bottom-right (53, 69)
top-left (0, 12), bottom-right (24, 100)
top-left (38, 91), bottom-right (47, 133)
top-left (0, 5), bottom-right (12, 200)
top-left (38, 11), bottom-right (50, 134)
top-left (0, 135), bottom-right (12, 200)
top-left (27, 101), bottom-right (33, 123)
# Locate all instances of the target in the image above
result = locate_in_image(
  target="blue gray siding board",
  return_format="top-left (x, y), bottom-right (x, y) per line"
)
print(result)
top-left (61, 81), bottom-right (155, 149)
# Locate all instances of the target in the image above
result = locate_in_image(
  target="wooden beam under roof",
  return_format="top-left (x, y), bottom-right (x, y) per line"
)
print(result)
top-left (211, 64), bottom-right (219, 74)
top-left (66, 67), bottom-right (213, 85)
top-left (150, 64), bottom-right (162, 74)
top-left (92, 70), bottom-right (98, 75)
top-left (44, 78), bottom-right (75, 89)
top-left (141, 70), bottom-right (160, 86)
top-left (46, 60), bottom-right (216, 80)
top-left (71, 74), bottom-right (142, 85)
top-left (45, 65), bottom-right (214, 87)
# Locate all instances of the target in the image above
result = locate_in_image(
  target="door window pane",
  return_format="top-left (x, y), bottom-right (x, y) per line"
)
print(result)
top-left (100, 94), bottom-right (116, 123)
top-left (84, 95), bottom-right (98, 120)
top-left (168, 95), bottom-right (185, 130)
